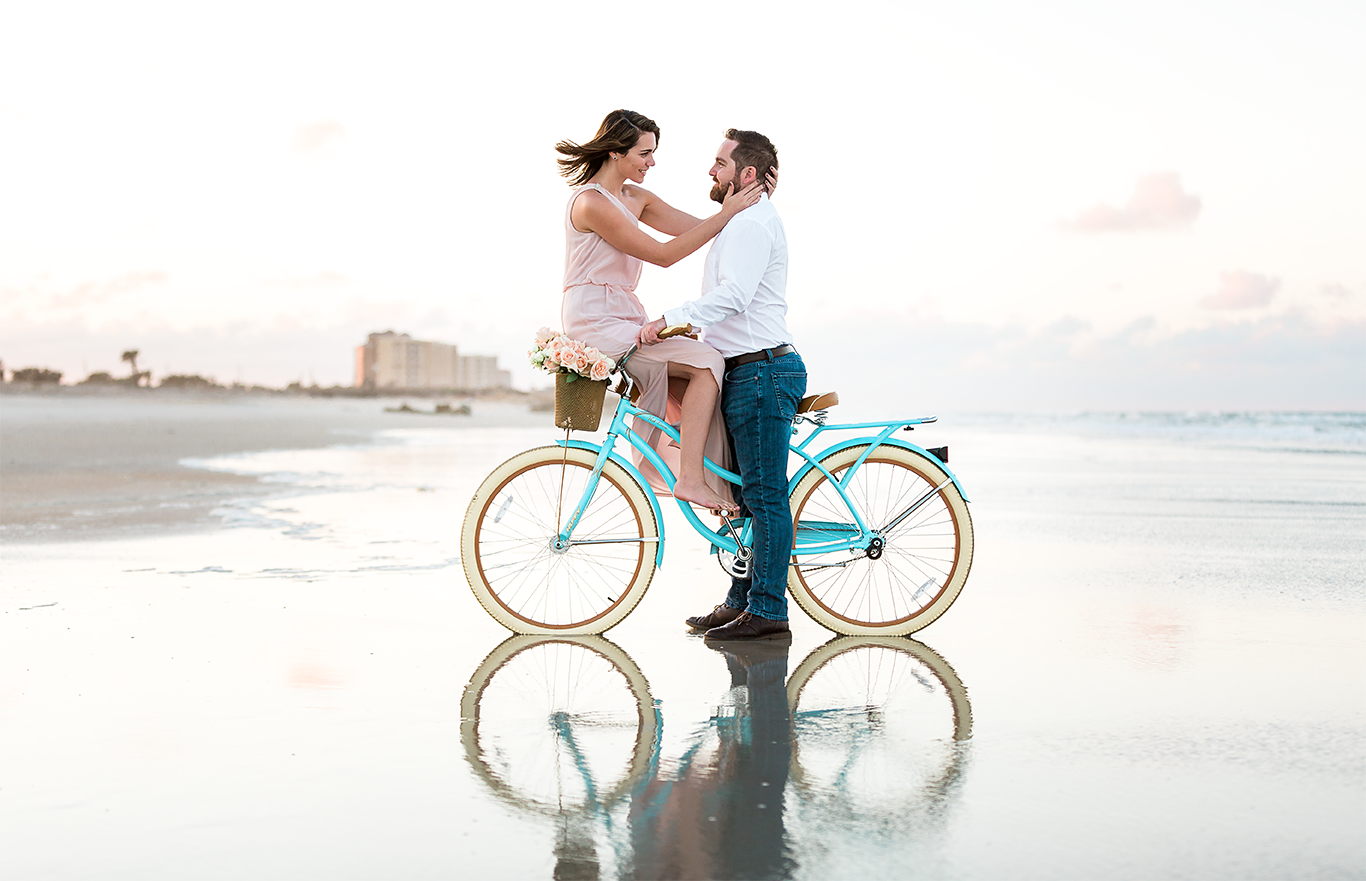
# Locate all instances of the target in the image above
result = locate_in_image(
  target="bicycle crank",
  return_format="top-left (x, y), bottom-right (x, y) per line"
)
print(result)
top-left (716, 512), bottom-right (753, 579)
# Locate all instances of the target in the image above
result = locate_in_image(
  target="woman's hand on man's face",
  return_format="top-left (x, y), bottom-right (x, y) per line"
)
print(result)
top-left (720, 180), bottom-right (765, 217)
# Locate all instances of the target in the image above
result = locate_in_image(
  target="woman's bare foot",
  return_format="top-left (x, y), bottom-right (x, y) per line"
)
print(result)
top-left (673, 476), bottom-right (739, 514)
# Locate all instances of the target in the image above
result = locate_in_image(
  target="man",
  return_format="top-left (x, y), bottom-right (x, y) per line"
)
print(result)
top-left (637, 128), bottom-right (804, 642)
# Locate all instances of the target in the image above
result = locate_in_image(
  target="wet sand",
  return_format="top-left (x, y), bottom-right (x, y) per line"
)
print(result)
top-left (2, 401), bottom-right (1363, 879)
top-left (0, 391), bottom-right (546, 541)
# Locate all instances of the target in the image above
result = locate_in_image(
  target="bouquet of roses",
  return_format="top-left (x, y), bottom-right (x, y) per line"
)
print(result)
top-left (528, 327), bottom-right (615, 383)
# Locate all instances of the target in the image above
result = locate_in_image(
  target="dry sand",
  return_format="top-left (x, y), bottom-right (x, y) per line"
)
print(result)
top-left (0, 388), bottom-right (547, 541)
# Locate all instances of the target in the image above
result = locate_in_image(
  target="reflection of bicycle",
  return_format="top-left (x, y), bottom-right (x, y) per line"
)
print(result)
top-left (462, 333), bottom-right (975, 636)
top-left (785, 637), bottom-right (972, 822)
top-left (460, 633), bottom-right (973, 874)
top-left (459, 636), bottom-right (657, 817)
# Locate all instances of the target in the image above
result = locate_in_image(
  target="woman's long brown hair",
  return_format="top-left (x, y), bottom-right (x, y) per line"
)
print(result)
top-left (556, 109), bottom-right (661, 186)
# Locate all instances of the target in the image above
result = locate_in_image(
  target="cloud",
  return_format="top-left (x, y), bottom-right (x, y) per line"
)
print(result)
top-left (1062, 172), bottom-right (1202, 232)
top-left (294, 120), bottom-right (346, 154)
top-left (793, 308), bottom-right (1364, 412)
top-left (1201, 271), bottom-right (1279, 310)
top-left (264, 271), bottom-right (348, 289)
top-left (1321, 283), bottom-right (1353, 299)
top-left (1, 271), bottom-right (169, 315)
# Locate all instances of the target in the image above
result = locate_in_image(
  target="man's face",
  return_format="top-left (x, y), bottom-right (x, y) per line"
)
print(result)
top-left (709, 139), bottom-right (746, 203)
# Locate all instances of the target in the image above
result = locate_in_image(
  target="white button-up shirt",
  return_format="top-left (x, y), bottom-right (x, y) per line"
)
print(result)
top-left (662, 194), bottom-right (791, 359)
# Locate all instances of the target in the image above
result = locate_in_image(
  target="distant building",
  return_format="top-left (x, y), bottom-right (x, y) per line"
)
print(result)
top-left (354, 331), bottom-right (511, 391)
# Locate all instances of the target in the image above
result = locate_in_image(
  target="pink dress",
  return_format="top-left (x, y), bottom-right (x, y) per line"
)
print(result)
top-left (561, 183), bottom-right (734, 503)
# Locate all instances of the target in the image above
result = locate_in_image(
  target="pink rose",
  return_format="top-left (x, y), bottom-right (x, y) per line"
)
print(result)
top-left (589, 358), bottom-right (611, 381)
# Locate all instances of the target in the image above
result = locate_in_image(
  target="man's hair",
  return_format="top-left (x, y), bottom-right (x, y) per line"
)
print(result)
top-left (556, 110), bottom-right (661, 186)
top-left (725, 128), bottom-right (778, 189)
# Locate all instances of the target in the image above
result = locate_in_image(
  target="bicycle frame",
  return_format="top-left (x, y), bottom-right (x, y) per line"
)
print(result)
top-left (553, 387), bottom-right (970, 569)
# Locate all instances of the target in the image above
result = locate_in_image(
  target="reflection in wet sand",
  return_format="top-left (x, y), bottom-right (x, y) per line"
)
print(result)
top-left (460, 637), bottom-right (658, 878)
top-left (784, 638), bottom-right (973, 874)
top-left (460, 635), bottom-right (973, 879)
top-left (630, 640), bottom-right (795, 879)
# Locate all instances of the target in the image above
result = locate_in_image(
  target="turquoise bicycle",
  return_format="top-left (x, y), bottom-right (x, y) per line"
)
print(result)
top-left (461, 335), bottom-right (974, 636)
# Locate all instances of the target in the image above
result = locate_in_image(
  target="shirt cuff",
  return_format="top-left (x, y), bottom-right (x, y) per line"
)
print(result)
top-left (662, 306), bottom-right (691, 328)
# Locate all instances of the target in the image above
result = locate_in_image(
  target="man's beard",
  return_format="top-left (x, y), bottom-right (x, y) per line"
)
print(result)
top-left (709, 178), bottom-right (730, 204)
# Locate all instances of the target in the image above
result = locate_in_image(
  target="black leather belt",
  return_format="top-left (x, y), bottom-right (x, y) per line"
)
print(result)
top-left (725, 344), bottom-right (795, 372)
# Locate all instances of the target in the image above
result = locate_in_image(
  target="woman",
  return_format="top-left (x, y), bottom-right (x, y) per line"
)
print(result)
top-left (557, 109), bottom-right (762, 513)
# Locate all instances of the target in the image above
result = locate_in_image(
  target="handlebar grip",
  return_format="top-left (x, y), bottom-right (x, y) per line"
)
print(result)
top-left (658, 323), bottom-right (696, 340)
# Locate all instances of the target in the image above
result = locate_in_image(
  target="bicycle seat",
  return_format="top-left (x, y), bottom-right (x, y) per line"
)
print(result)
top-left (797, 392), bottom-right (839, 414)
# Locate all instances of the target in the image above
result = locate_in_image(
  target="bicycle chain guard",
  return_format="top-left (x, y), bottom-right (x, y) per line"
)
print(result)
top-left (716, 549), bottom-right (752, 579)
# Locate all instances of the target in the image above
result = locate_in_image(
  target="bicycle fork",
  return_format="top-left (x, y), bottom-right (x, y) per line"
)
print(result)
top-left (553, 437), bottom-right (613, 550)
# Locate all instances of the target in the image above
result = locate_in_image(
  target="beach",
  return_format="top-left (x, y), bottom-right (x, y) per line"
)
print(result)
top-left (2, 394), bottom-right (1363, 879)
top-left (0, 391), bottom-right (549, 541)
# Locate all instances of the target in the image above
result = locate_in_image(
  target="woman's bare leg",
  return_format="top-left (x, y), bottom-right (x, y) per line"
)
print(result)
top-left (667, 363), bottom-right (738, 513)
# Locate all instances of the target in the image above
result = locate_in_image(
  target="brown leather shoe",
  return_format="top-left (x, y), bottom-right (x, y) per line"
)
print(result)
top-left (686, 603), bottom-right (744, 631)
top-left (703, 611), bottom-right (791, 642)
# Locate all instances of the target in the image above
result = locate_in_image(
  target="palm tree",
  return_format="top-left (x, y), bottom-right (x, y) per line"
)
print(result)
top-left (121, 350), bottom-right (139, 377)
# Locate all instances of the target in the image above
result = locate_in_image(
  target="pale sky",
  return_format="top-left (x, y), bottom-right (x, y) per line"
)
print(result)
top-left (2, 0), bottom-right (1362, 411)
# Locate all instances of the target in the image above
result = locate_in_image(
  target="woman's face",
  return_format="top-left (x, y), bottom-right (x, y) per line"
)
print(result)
top-left (616, 133), bottom-right (657, 183)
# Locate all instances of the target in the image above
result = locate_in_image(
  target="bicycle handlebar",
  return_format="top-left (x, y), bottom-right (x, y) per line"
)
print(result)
top-left (614, 324), bottom-right (695, 376)
top-left (658, 323), bottom-right (695, 340)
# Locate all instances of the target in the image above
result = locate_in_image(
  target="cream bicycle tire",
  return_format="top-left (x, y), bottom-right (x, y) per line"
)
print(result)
top-left (787, 444), bottom-right (974, 636)
top-left (462, 446), bottom-right (658, 635)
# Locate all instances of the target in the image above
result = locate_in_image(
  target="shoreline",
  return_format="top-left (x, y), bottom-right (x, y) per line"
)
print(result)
top-left (0, 394), bottom-right (548, 543)
top-left (0, 382), bottom-right (554, 402)
top-left (3, 397), bottom-right (1360, 544)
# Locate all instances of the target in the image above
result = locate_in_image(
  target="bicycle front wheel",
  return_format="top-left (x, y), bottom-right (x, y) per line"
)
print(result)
top-left (462, 446), bottom-right (659, 635)
top-left (787, 444), bottom-right (973, 636)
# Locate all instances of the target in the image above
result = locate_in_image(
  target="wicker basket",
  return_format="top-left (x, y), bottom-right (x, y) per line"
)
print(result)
top-left (553, 373), bottom-right (609, 431)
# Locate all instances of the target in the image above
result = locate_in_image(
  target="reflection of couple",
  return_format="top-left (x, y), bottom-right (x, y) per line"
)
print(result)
top-left (558, 109), bottom-right (804, 642)
top-left (628, 641), bottom-right (794, 880)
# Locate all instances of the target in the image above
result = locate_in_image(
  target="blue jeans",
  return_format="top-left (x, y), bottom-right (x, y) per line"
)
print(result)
top-left (721, 350), bottom-right (806, 621)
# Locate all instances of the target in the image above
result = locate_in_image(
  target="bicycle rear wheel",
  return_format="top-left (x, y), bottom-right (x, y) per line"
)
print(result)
top-left (787, 444), bottom-right (973, 635)
top-left (462, 446), bottom-right (658, 635)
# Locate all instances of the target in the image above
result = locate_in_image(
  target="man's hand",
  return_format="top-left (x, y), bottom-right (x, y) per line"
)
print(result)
top-left (637, 317), bottom-right (667, 347)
